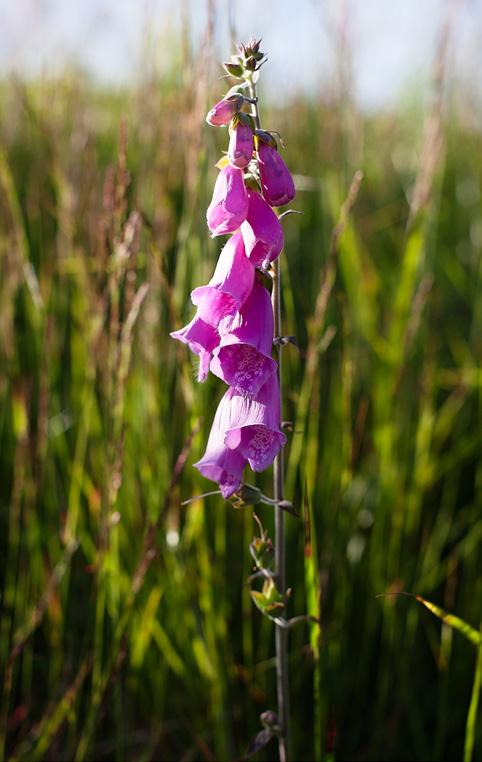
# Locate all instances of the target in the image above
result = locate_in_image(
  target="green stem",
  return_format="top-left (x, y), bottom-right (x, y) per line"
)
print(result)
top-left (247, 71), bottom-right (291, 762)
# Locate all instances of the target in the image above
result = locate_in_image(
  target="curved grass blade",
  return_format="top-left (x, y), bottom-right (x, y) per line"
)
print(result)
top-left (413, 595), bottom-right (481, 647)
top-left (464, 629), bottom-right (482, 762)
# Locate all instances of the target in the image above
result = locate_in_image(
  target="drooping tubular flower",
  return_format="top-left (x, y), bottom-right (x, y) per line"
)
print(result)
top-left (206, 165), bottom-right (249, 236)
top-left (223, 374), bottom-right (286, 472)
top-left (206, 94), bottom-right (244, 126)
top-left (194, 437), bottom-right (247, 498)
top-left (191, 232), bottom-right (254, 327)
top-left (228, 114), bottom-right (254, 169)
top-left (257, 136), bottom-right (296, 208)
top-left (241, 189), bottom-right (284, 269)
top-left (194, 373), bottom-right (286, 495)
top-left (170, 312), bottom-right (220, 382)
top-left (210, 278), bottom-right (277, 396)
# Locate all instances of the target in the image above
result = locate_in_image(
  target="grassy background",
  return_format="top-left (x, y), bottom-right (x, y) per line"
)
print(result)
top-left (0, 21), bottom-right (481, 762)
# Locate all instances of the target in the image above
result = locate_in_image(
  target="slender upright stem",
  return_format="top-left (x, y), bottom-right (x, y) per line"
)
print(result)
top-left (271, 258), bottom-right (290, 762)
top-left (247, 76), bottom-right (261, 131)
top-left (247, 73), bottom-right (290, 762)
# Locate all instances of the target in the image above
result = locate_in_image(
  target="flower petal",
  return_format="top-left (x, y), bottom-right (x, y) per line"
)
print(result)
top-left (206, 166), bottom-right (249, 236)
top-left (191, 232), bottom-right (255, 327)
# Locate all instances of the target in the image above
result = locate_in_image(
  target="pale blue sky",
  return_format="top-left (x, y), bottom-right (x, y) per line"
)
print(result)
top-left (1, 0), bottom-right (481, 109)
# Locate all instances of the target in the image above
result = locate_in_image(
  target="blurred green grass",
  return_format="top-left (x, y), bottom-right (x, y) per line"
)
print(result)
top-left (0, 34), bottom-right (481, 762)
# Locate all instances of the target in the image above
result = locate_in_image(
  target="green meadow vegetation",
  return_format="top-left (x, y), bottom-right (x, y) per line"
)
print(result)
top-left (0, 27), bottom-right (481, 762)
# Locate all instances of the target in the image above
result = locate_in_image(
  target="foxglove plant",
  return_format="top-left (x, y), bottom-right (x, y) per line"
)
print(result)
top-left (171, 38), bottom-right (297, 761)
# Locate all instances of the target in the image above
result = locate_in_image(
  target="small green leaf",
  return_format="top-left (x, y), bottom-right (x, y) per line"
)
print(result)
top-left (250, 577), bottom-right (285, 615)
top-left (223, 62), bottom-right (244, 78)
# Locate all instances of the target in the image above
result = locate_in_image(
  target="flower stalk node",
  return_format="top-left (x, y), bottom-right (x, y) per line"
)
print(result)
top-left (273, 335), bottom-right (298, 348)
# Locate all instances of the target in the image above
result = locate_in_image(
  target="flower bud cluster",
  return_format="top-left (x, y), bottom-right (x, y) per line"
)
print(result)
top-left (171, 43), bottom-right (296, 498)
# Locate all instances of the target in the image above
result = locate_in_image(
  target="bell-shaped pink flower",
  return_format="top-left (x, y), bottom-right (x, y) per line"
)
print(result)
top-left (206, 95), bottom-right (243, 126)
top-left (194, 372), bottom-right (285, 495)
top-left (210, 280), bottom-right (277, 396)
top-left (228, 121), bottom-right (254, 169)
top-left (194, 401), bottom-right (247, 497)
top-left (257, 142), bottom-right (296, 207)
top-left (223, 374), bottom-right (286, 472)
top-left (191, 232), bottom-right (255, 327)
top-left (170, 313), bottom-right (220, 382)
top-left (207, 165), bottom-right (249, 236)
top-left (241, 190), bottom-right (284, 269)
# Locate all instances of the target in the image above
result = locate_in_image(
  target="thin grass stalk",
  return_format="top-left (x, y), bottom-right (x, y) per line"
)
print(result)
top-left (464, 627), bottom-right (482, 762)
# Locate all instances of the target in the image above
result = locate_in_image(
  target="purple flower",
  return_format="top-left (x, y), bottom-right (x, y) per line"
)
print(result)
top-left (228, 120), bottom-right (254, 169)
top-left (191, 232), bottom-right (255, 327)
top-left (194, 372), bottom-right (286, 496)
top-left (194, 438), bottom-right (247, 499)
top-left (206, 165), bottom-right (249, 236)
top-left (210, 280), bottom-right (277, 395)
top-left (223, 374), bottom-right (286, 471)
top-left (241, 190), bottom-right (284, 269)
top-left (194, 373), bottom-right (286, 490)
top-left (206, 95), bottom-right (243, 126)
top-left (257, 141), bottom-right (296, 208)
top-left (170, 313), bottom-right (220, 382)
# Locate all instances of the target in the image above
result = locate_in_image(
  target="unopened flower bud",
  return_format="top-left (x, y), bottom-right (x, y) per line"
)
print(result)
top-left (257, 140), bottom-right (296, 208)
top-left (239, 38), bottom-right (264, 66)
top-left (206, 95), bottom-right (244, 127)
top-left (260, 711), bottom-right (279, 730)
top-left (206, 165), bottom-right (249, 236)
top-left (228, 114), bottom-right (254, 169)
top-left (244, 56), bottom-right (257, 71)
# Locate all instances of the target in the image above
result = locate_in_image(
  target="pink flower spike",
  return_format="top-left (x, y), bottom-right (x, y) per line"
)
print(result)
top-left (222, 373), bottom-right (286, 472)
top-left (191, 232), bottom-right (255, 327)
top-left (206, 165), bottom-right (249, 236)
top-left (241, 190), bottom-right (284, 268)
top-left (228, 121), bottom-right (254, 169)
top-left (257, 141), bottom-right (296, 208)
top-left (206, 95), bottom-right (243, 126)
top-left (210, 280), bottom-right (277, 395)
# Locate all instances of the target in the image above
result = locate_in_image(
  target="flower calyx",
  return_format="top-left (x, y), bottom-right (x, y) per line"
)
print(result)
top-left (228, 111), bottom-right (255, 135)
top-left (254, 129), bottom-right (278, 150)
